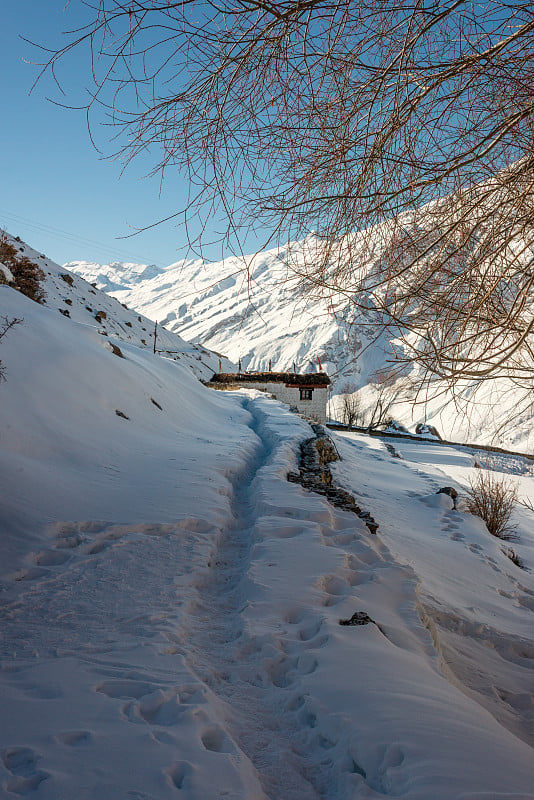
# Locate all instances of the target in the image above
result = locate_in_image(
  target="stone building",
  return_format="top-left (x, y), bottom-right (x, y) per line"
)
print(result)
top-left (210, 371), bottom-right (331, 423)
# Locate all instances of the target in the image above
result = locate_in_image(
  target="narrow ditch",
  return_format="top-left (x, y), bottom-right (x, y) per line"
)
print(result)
top-left (288, 424), bottom-right (379, 534)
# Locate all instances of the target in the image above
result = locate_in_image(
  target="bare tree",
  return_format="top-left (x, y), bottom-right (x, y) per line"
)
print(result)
top-left (338, 383), bottom-right (362, 428)
top-left (35, 2), bottom-right (534, 396)
top-left (0, 316), bottom-right (22, 383)
top-left (365, 369), bottom-right (412, 431)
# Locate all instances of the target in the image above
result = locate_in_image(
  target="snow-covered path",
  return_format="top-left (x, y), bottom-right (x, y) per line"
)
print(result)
top-left (181, 398), bottom-right (328, 799)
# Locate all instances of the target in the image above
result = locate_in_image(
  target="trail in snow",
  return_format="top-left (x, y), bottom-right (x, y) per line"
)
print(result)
top-left (178, 398), bottom-right (446, 800)
top-left (182, 398), bottom-right (330, 800)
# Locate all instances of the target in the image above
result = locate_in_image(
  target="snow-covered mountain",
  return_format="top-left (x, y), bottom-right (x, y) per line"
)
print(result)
top-left (68, 240), bottom-right (534, 452)
top-left (68, 245), bottom-right (348, 378)
top-left (1, 231), bottom-right (534, 798)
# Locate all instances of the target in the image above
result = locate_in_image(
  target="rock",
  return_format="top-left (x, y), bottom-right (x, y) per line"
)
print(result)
top-left (385, 420), bottom-right (410, 434)
top-left (288, 429), bottom-right (378, 534)
top-left (109, 342), bottom-right (124, 358)
top-left (416, 423), bottom-right (442, 439)
top-left (358, 512), bottom-right (379, 533)
top-left (437, 486), bottom-right (458, 500)
top-left (339, 611), bottom-right (374, 626)
top-left (437, 486), bottom-right (458, 509)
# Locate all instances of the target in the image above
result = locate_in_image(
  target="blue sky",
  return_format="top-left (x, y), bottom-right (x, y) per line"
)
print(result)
top-left (1, 1), bottom-right (247, 267)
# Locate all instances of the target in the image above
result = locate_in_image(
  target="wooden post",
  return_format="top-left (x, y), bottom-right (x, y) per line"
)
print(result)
top-left (153, 321), bottom-right (157, 354)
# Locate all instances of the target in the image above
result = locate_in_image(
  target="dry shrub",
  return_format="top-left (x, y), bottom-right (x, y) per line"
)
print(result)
top-left (339, 384), bottom-right (362, 428)
top-left (0, 316), bottom-right (22, 383)
top-left (0, 238), bottom-right (18, 269)
top-left (0, 236), bottom-right (45, 303)
top-left (315, 436), bottom-right (339, 465)
top-left (9, 257), bottom-right (46, 303)
top-left (465, 471), bottom-right (518, 540)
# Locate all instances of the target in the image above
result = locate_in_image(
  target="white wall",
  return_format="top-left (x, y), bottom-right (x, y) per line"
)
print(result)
top-left (238, 381), bottom-right (328, 423)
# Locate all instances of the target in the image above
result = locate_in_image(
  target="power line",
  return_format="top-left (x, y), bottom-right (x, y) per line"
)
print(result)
top-left (0, 208), bottom-right (164, 265)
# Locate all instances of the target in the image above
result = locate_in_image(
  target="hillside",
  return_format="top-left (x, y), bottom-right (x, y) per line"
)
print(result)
top-left (68, 239), bottom-right (534, 452)
top-left (1, 230), bottom-right (233, 381)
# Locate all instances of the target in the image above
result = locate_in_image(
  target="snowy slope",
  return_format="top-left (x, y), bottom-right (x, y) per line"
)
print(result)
top-left (2, 229), bottom-right (233, 381)
top-left (1, 268), bottom-right (534, 798)
top-left (68, 243), bottom-right (534, 452)
top-left (67, 244), bottom-right (347, 377)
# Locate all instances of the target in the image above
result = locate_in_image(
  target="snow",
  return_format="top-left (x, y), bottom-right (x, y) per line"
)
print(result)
top-left (67, 244), bottom-right (534, 452)
top-left (0, 263), bottom-right (14, 283)
top-left (1, 229), bottom-right (233, 382)
top-left (1, 235), bottom-right (534, 799)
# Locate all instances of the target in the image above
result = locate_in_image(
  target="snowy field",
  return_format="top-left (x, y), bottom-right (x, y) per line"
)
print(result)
top-left (1, 278), bottom-right (534, 799)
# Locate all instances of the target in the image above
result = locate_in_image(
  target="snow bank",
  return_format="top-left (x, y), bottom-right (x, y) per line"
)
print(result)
top-left (0, 286), bottom-right (251, 573)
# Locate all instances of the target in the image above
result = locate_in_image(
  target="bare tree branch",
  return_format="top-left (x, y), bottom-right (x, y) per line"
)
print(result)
top-left (35, 1), bottom-right (534, 401)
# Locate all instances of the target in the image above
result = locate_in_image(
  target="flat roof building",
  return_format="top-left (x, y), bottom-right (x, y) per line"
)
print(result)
top-left (210, 371), bottom-right (331, 423)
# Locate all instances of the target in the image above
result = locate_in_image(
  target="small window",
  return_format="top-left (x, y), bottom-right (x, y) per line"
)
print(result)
top-left (300, 388), bottom-right (313, 401)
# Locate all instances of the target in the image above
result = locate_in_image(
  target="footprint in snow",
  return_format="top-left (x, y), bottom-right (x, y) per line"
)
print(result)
top-left (55, 730), bottom-right (92, 747)
top-left (200, 725), bottom-right (233, 753)
top-left (12, 567), bottom-right (50, 583)
top-left (265, 655), bottom-right (298, 688)
top-left (1, 747), bottom-right (49, 795)
top-left (165, 761), bottom-right (192, 790)
top-left (31, 550), bottom-right (71, 567)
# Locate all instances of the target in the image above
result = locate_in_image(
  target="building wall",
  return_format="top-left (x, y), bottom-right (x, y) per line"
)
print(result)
top-left (237, 381), bottom-right (328, 423)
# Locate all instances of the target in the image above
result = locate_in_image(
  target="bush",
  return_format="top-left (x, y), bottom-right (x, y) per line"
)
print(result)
top-left (465, 471), bottom-right (518, 540)
top-left (9, 257), bottom-right (46, 303)
top-left (0, 238), bottom-right (18, 270)
top-left (0, 236), bottom-right (45, 303)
